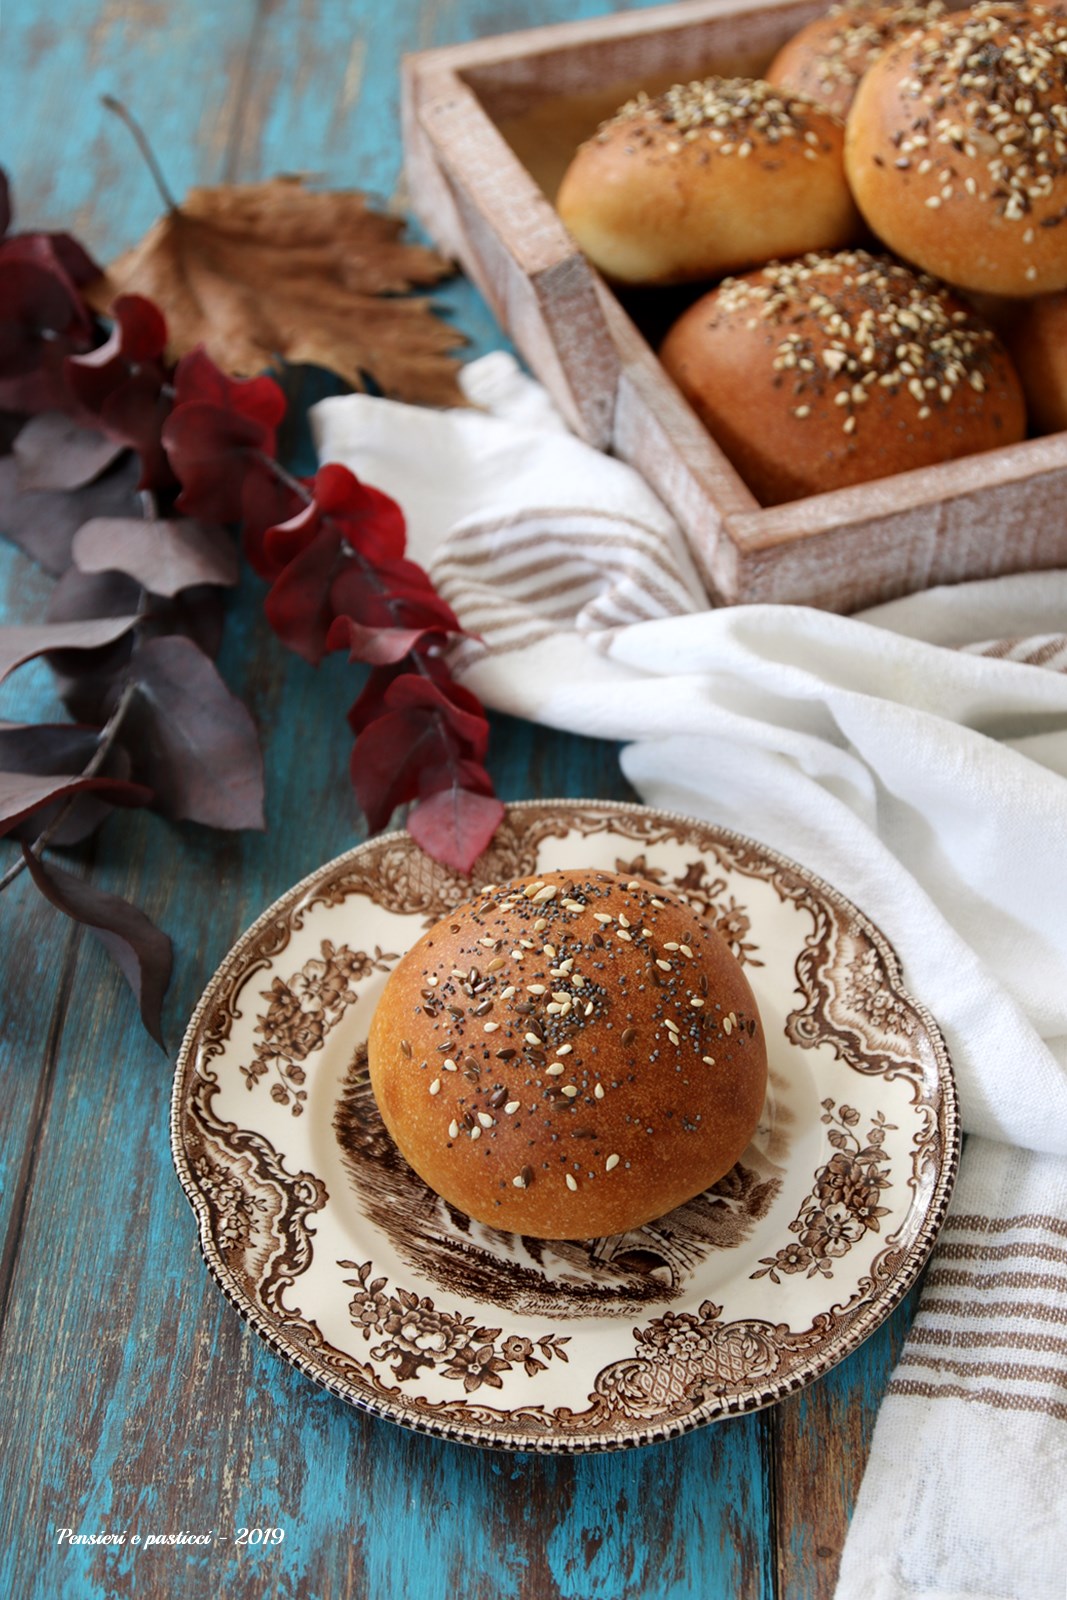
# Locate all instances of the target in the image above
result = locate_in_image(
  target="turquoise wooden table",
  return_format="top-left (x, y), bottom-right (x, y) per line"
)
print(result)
top-left (0, 3), bottom-right (922, 1596)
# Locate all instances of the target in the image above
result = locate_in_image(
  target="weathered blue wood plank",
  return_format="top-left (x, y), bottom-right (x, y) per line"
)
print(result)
top-left (0, 2), bottom-right (915, 1597)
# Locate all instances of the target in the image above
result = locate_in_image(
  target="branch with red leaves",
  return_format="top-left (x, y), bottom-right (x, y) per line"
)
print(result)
top-left (0, 167), bottom-right (502, 1044)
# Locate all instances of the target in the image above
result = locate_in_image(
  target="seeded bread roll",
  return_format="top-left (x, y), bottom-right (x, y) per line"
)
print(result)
top-left (659, 249), bottom-right (1026, 505)
top-left (367, 869), bottom-right (768, 1240)
top-left (555, 77), bottom-right (860, 286)
top-left (845, 3), bottom-right (1067, 296)
top-left (1006, 290), bottom-right (1067, 433)
top-left (767, 0), bottom-right (944, 119)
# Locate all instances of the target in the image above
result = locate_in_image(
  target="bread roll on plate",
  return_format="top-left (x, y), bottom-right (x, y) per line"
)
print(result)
top-left (845, 2), bottom-right (1067, 296)
top-left (556, 77), bottom-right (860, 285)
top-left (368, 869), bottom-right (767, 1240)
top-left (660, 249), bottom-right (1026, 504)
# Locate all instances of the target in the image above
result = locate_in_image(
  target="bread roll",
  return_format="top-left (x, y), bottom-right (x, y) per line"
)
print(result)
top-left (368, 869), bottom-right (768, 1240)
top-left (659, 249), bottom-right (1026, 505)
top-left (1006, 290), bottom-right (1067, 432)
top-left (767, 0), bottom-right (945, 119)
top-left (556, 77), bottom-right (860, 286)
top-left (845, 3), bottom-right (1067, 296)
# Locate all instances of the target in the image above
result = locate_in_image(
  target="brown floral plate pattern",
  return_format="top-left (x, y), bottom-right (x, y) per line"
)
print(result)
top-left (172, 800), bottom-right (959, 1452)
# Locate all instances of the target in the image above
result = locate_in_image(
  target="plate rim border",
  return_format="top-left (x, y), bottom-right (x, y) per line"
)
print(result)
top-left (170, 797), bottom-right (961, 1453)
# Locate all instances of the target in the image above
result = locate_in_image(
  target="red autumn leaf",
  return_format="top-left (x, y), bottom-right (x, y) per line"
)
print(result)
top-left (0, 450), bottom-right (142, 576)
top-left (349, 704), bottom-right (458, 832)
top-left (0, 614), bottom-right (139, 683)
top-left (384, 672), bottom-right (489, 759)
top-left (0, 769), bottom-right (153, 838)
top-left (261, 495), bottom-right (320, 575)
top-left (22, 846), bottom-right (172, 1047)
top-left (311, 462), bottom-right (406, 565)
top-left (408, 786), bottom-right (505, 875)
top-left (0, 232), bottom-right (96, 370)
top-left (172, 346), bottom-right (286, 430)
top-left (329, 555), bottom-right (462, 633)
top-left (241, 462), bottom-right (305, 577)
top-left (117, 634), bottom-right (265, 830)
top-left (66, 295), bottom-right (172, 490)
top-left (263, 523), bottom-right (343, 665)
top-left (325, 615), bottom-right (449, 665)
top-left (72, 516), bottom-right (238, 596)
top-left (163, 403), bottom-right (272, 525)
top-left (13, 411), bottom-right (126, 492)
top-left (163, 348), bottom-right (287, 524)
top-left (416, 755), bottom-right (497, 800)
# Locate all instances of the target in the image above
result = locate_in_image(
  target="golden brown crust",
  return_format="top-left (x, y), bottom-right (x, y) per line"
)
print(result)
top-left (556, 77), bottom-right (860, 286)
top-left (1006, 290), bottom-right (1067, 431)
top-left (659, 249), bottom-right (1026, 505)
top-left (845, 3), bottom-right (1067, 296)
top-left (767, 0), bottom-right (945, 119)
top-left (367, 869), bottom-right (768, 1240)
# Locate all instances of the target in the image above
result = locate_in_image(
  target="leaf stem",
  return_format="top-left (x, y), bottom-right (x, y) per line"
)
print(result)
top-left (0, 680), bottom-right (139, 894)
top-left (101, 95), bottom-right (179, 215)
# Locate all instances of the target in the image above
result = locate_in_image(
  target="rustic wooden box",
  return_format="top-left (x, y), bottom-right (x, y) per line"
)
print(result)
top-left (402, 0), bottom-right (1067, 612)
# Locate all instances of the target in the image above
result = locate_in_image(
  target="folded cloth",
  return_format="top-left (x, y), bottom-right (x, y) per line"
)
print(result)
top-left (313, 353), bottom-right (1067, 1599)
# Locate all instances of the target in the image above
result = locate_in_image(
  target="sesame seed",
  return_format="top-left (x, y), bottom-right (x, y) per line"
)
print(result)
top-left (470, 1125), bottom-right (482, 1140)
top-left (525, 1033), bottom-right (543, 1046)
top-left (527, 984), bottom-right (546, 994)
top-left (562, 1086), bottom-right (579, 1097)
top-left (565, 1174), bottom-right (578, 1192)
top-left (429, 1079), bottom-right (441, 1096)
top-left (448, 1120), bottom-right (459, 1138)
top-left (512, 1173), bottom-right (526, 1188)
top-left (594, 1083), bottom-right (605, 1099)
top-left (703, 1055), bottom-right (716, 1066)
top-left (443, 1058), bottom-right (457, 1072)
top-left (505, 1101), bottom-right (520, 1114)
top-left (483, 1021), bottom-right (500, 1033)
top-left (477, 1112), bottom-right (494, 1129)
top-left (546, 1064), bottom-right (565, 1076)
top-left (556, 1043), bottom-right (573, 1056)
top-left (606, 1154), bottom-right (621, 1172)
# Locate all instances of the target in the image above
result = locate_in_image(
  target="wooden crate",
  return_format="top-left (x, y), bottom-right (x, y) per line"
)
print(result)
top-left (402, 0), bottom-right (1067, 612)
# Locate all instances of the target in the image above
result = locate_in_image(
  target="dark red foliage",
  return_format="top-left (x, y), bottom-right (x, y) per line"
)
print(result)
top-left (22, 847), bottom-right (173, 1047)
top-left (66, 295), bottom-right (173, 490)
top-left (0, 168), bottom-right (501, 1046)
top-left (165, 346), bottom-right (288, 522)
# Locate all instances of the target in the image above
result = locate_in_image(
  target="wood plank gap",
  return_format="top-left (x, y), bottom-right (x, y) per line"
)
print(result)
top-left (0, 919), bottom-right (83, 1341)
top-left (763, 1406), bottom-right (783, 1600)
top-left (220, 0), bottom-right (274, 183)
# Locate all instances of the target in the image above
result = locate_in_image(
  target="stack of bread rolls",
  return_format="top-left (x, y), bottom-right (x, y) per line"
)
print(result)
top-left (555, 1), bottom-right (1067, 504)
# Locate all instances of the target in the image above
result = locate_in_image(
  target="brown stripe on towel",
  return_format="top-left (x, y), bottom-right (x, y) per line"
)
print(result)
top-left (919, 1298), bottom-right (1067, 1324)
top-left (936, 1240), bottom-right (1067, 1267)
top-left (908, 1327), bottom-right (1067, 1356)
top-left (924, 1268), bottom-right (1067, 1293)
top-left (942, 1214), bottom-right (1067, 1239)
top-left (966, 635), bottom-right (1067, 671)
top-left (885, 1381), bottom-right (1067, 1421)
top-left (898, 1352), bottom-right (1067, 1389)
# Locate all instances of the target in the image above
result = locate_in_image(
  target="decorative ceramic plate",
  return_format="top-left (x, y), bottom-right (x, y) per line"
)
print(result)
top-left (172, 800), bottom-right (959, 1452)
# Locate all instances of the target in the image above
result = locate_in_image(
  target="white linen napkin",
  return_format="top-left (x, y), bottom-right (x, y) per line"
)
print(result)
top-left (313, 354), bottom-right (1067, 1599)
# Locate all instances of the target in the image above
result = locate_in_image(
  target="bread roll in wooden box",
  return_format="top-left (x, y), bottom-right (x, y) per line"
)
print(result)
top-left (402, 0), bottom-right (1067, 613)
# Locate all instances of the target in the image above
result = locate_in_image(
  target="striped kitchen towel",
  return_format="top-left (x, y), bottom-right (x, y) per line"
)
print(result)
top-left (313, 354), bottom-right (1067, 1600)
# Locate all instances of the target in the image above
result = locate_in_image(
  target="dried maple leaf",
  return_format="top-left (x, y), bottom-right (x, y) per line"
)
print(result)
top-left (88, 177), bottom-right (464, 406)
